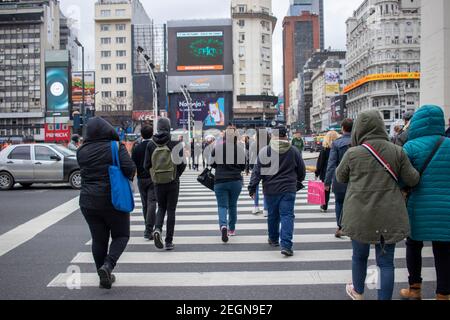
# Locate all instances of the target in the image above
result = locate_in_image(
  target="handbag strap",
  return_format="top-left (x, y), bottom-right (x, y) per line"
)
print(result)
top-left (362, 143), bottom-right (399, 183)
top-left (419, 136), bottom-right (445, 175)
top-left (111, 141), bottom-right (120, 167)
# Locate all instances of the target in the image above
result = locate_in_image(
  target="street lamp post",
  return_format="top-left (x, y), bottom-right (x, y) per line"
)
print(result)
top-left (136, 46), bottom-right (158, 132)
top-left (180, 85), bottom-right (193, 140)
top-left (74, 38), bottom-right (85, 136)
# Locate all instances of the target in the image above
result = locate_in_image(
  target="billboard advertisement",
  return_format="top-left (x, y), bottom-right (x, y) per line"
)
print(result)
top-left (170, 93), bottom-right (231, 129)
top-left (72, 71), bottom-right (95, 113)
top-left (343, 72), bottom-right (421, 93)
top-left (325, 70), bottom-right (341, 97)
top-left (330, 95), bottom-right (347, 124)
top-left (44, 123), bottom-right (70, 143)
top-left (176, 31), bottom-right (224, 72)
top-left (46, 67), bottom-right (69, 114)
top-left (132, 111), bottom-right (154, 122)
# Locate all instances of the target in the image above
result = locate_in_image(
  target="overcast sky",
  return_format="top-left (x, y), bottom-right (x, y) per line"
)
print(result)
top-left (60, 0), bottom-right (362, 94)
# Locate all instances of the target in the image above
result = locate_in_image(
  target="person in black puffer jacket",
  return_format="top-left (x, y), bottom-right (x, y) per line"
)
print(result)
top-left (77, 117), bottom-right (136, 290)
top-left (210, 127), bottom-right (247, 242)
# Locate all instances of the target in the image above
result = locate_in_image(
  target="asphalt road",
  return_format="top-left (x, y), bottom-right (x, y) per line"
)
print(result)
top-left (0, 158), bottom-right (439, 300)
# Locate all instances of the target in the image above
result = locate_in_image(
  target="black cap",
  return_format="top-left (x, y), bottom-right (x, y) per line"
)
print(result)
top-left (71, 134), bottom-right (80, 143)
top-left (273, 126), bottom-right (288, 138)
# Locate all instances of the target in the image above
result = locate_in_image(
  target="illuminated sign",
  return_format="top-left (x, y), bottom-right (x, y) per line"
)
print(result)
top-left (343, 72), bottom-right (420, 93)
top-left (46, 67), bottom-right (69, 114)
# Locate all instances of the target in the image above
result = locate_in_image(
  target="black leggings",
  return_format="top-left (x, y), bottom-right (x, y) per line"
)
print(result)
top-left (81, 207), bottom-right (130, 271)
top-left (155, 182), bottom-right (180, 244)
top-left (406, 238), bottom-right (450, 295)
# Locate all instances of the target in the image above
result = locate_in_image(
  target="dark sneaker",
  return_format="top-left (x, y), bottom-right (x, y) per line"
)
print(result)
top-left (268, 239), bottom-right (280, 247)
top-left (111, 274), bottom-right (116, 284)
top-left (335, 229), bottom-right (344, 238)
top-left (165, 243), bottom-right (175, 251)
top-left (144, 230), bottom-right (151, 240)
top-left (98, 264), bottom-right (113, 289)
top-left (281, 248), bottom-right (294, 257)
top-left (221, 226), bottom-right (229, 243)
top-left (153, 230), bottom-right (164, 249)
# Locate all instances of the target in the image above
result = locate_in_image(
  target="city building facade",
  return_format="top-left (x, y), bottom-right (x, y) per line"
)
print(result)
top-left (288, 77), bottom-right (300, 125)
top-left (59, 9), bottom-right (79, 71)
top-left (94, 0), bottom-right (151, 127)
top-left (283, 12), bottom-right (320, 123)
top-left (0, 0), bottom-right (61, 141)
top-left (344, 0), bottom-right (421, 132)
top-left (231, 0), bottom-right (278, 127)
top-left (287, 0), bottom-right (324, 50)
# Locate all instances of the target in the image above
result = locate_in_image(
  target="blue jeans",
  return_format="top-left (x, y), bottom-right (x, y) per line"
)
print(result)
top-left (265, 193), bottom-right (296, 250)
top-left (214, 180), bottom-right (242, 231)
top-left (334, 192), bottom-right (346, 229)
top-left (254, 184), bottom-right (268, 210)
top-left (352, 240), bottom-right (396, 300)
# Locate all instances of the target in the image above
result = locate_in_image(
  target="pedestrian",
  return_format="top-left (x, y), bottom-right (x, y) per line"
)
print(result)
top-left (399, 105), bottom-right (450, 301)
top-left (336, 110), bottom-right (420, 301)
top-left (391, 125), bottom-right (403, 143)
top-left (291, 130), bottom-right (304, 156)
top-left (210, 127), bottom-right (246, 242)
top-left (249, 129), bottom-right (270, 216)
top-left (77, 117), bottom-right (136, 289)
top-left (144, 118), bottom-right (186, 251)
top-left (324, 119), bottom-right (353, 238)
top-left (131, 125), bottom-right (157, 241)
top-left (68, 134), bottom-right (81, 151)
top-left (315, 130), bottom-right (340, 212)
top-left (395, 111), bottom-right (415, 147)
top-left (248, 126), bottom-right (306, 257)
top-left (445, 117), bottom-right (450, 138)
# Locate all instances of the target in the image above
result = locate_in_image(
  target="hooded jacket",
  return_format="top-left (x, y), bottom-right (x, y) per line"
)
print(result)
top-left (77, 117), bottom-right (136, 210)
top-left (210, 137), bottom-right (247, 184)
top-left (143, 118), bottom-right (186, 184)
top-left (248, 139), bottom-right (306, 196)
top-left (403, 105), bottom-right (450, 242)
top-left (336, 110), bottom-right (420, 244)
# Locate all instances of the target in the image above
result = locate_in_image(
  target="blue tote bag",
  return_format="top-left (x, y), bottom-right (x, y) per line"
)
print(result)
top-left (109, 141), bottom-right (135, 213)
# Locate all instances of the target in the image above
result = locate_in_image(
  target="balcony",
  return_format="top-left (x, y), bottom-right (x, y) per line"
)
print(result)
top-left (231, 9), bottom-right (277, 30)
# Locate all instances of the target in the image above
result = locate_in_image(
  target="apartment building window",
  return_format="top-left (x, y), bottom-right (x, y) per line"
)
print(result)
top-left (100, 24), bottom-right (111, 32)
top-left (116, 77), bottom-right (127, 84)
top-left (101, 91), bottom-right (112, 98)
top-left (238, 20), bottom-right (245, 27)
top-left (238, 5), bottom-right (246, 13)
top-left (116, 63), bottom-right (126, 70)
top-left (383, 110), bottom-right (391, 120)
top-left (117, 104), bottom-right (127, 111)
top-left (101, 105), bottom-right (112, 112)
top-left (101, 64), bottom-right (111, 71)
top-left (116, 50), bottom-right (126, 57)
top-left (117, 91), bottom-right (127, 97)
top-left (115, 9), bottom-right (126, 16)
top-left (101, 51), bottom-right (111, 58)
top-left (116, 24), bottom-right (126, 31)
top-left (101, 78), bottom-right (111, 84)
top-left (101, 37), bottom-right (111, 45)
top-left (116, 37), bottom-right (126, 44)
top-left (239, 46), bottom-right (245, 57)
top-left (239, 33), bottom-right (245, 42)
top-left (262, 34), bottom-right (269, 45)
top-left (100, 10), bottom-right (111, 17)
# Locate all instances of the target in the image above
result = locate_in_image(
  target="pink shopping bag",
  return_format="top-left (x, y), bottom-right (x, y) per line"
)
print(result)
top-left (307, 181), bottom-right (326, 206)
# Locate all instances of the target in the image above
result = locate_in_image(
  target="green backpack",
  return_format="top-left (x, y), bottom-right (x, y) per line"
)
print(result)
top-left (150, 141), bottom-right (177, 184)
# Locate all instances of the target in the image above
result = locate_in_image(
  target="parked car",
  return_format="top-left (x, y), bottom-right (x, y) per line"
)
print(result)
top-left (304, 137), bottom-right (315, 152)
top-left (0, 144), bottom-right (81, 190)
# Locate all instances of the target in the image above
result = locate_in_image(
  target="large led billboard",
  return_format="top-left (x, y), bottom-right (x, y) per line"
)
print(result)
top-left (71, 71), bottom-right (95, 113)
top-left (177, 31), bottom-right (224, 72)
top-left (46, 67), bottom-right (69, 114)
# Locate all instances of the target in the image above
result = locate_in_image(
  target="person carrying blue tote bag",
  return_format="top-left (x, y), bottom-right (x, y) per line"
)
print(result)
top-left (109, 141), bottom-right (135, 213)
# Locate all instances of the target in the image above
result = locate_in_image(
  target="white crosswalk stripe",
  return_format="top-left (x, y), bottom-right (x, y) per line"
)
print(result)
top-left (48, 170), bottom-right (436, 297)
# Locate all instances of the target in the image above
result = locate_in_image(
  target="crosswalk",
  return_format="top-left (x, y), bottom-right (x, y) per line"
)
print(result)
top-left (48, 170), bottom-right (436, 298)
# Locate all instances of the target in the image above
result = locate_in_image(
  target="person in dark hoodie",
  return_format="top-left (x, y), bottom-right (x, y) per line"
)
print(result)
top-left (248, 126), bottom-right (306, 257)
top-left (144, 118), bottom-right (186, 251)
top-left (131, 125), bottom-right (156, 241)
top-left (336, 110), bottom-right (419, 301)
top-left (77, 117), bottom-right (136, 290)
top-left (210, 127), bottom-right (247, 242)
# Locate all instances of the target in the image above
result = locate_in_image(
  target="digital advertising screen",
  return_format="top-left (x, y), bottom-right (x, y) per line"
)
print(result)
top-left (176, 31), bottom-right (224, 72)
top-left (71, 71), bottom-right (95, 113)
top-left (173, 94), bottom-right (227, 128)
top-left (46, 67), bottom-right (69, 114)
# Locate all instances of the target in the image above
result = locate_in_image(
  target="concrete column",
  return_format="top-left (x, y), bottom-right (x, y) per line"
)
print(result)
top-left (420, 0), bottom-right (450, 121)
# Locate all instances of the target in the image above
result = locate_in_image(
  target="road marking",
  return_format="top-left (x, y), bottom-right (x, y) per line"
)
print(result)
top-left (71, 247), bottom-right (434, 264)
top-left (132, 206), bottom-right (334, 214)
top-left (48, 267), bottom-right (436, 288)
top-left (130, 213), bottom-right (336, 222)
top-left (0, 197), bottom-right (80, 257)
top-left (87, 234), bottom-right (349, 245)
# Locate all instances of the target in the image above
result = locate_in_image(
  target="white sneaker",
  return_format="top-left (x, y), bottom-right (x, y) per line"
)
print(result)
top-left (345, 283), bottom-right (364, 300)
top-left (263, 210), bottom-right (268, 217)
top-left (252, 207), bottom-right (262, 215)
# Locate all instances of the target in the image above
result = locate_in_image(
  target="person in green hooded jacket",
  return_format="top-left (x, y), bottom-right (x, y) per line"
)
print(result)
top-left (336, 110), bottom-right (420, 300)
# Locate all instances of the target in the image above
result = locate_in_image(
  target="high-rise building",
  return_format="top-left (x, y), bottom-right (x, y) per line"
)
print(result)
top-left (287, 0), bottom-right (324, 50)
top-left (344, 0), bottom-right (421, 132)
top-left (283, 12), bottom-right (320, 123)
top-left (94, 0), bottom-right (151, 127)
top-left (0, 0), bottom-right (61, 141)
top-left (299, 50), bottom-right (346, 133)
top-left (59, 9), bottom-right (79, 71)
top-left (231, 0), bottom-right (278, 127)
